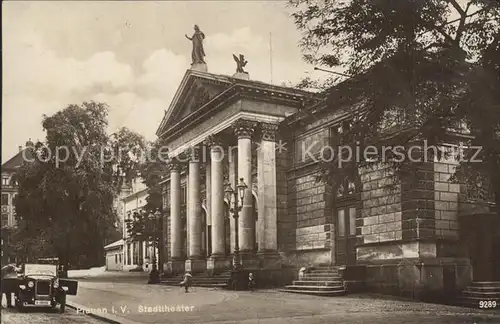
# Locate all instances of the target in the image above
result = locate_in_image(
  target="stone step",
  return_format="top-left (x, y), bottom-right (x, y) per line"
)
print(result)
top-left (284, 285), bottom-right (345, 292)
top-left (279, 289), bottom-right (346, 297)
top-left (465, 285), bottom-right (500, 292)
top-left (303, 275), bottom-right (342, 280)
top-left (309, 270), bottom-right (339, 274)
top-left (292, 280), bottom-right (343, 286)
top-left (469, 281), bottom-right (500, 287)
top-left (310, 266), bottom-right (342, 271)
top-left (462, 291), bottom-right (500, 298)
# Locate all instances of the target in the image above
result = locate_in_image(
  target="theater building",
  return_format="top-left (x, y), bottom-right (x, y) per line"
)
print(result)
top-left (156, 63), bottom-right (499, 298)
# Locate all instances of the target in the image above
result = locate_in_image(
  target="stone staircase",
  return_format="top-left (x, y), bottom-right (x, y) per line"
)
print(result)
top-left (160, 271), bottom-right (232, 289)
top-left (280, 266), bottom-right (346, 296)
top-left (456, 281), bottom-right (500, 309)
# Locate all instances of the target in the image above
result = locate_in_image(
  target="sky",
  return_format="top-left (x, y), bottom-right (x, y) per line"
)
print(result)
top-left (2, 1), bottom-right (326, 162)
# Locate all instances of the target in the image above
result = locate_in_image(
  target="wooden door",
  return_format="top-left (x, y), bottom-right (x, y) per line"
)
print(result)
top-left (336, 205), bottom-right (357, 265)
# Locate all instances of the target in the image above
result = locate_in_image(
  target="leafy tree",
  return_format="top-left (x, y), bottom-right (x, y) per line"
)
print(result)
top-left (289, 0), bottom-right (500, 209)
top-left (109, 127), bottom-right (147, 191)
top-left (140, 138), bottom-right (169, 214)
top-left (13, 102), bottom-right (142, 268)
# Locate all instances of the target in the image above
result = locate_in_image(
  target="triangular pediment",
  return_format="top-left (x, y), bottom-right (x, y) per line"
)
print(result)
top-left (156, 70), bottom-right (233, 136)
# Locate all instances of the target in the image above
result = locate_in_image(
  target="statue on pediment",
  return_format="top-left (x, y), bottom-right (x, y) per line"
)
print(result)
top-left (233, 54), bottom-right (248, 73)
top-left (185, 25), bottom-right (206, 65)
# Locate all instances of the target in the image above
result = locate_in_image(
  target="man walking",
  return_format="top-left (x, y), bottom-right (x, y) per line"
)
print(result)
top-left (180, 271), bottom-right (192, 293)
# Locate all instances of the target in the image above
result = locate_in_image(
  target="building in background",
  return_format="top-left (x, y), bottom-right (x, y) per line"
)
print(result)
top-left (104, 239), bottom-right (124, 271)
top-left (121, 177), bottom-right (156, 272)
top-left (1, 140), bottom-right (34, 265)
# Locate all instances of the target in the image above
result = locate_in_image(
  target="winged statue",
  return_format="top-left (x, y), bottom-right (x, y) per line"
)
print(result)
top-left (233, 54), bottom-right (248, 73)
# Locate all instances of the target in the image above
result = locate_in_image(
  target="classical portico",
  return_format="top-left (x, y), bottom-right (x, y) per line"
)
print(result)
top-left (157, 67), bottom-right (316, 274)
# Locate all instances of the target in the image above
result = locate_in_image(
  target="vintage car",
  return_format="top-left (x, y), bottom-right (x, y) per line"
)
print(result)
top-left (1, 263), bottom-right (78, 312)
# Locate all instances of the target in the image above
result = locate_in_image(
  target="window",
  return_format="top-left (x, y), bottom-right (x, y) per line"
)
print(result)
top-left (1, 194), bottom-right (8, 206)
top-left (1, 214), bottom-right (8, 227)
top-left (336, 179), bottom-right (357, 198)
top-left (349, 207), bottom-right (356, 236)
top-left (181, 186), bottom-right (187, 205)
top-left (2, 178), bottom-right (9, 186)
top-left (337, 210), bottom-right (345, 237)
top-left (341, 121), bottom-right (351, 134)
top-left (115, 254), bottom-right (118, 263)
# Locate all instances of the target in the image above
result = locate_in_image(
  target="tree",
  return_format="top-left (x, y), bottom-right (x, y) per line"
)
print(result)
top-left (140, 137), bottom-right (169, 214)
top-left (14, 102), bottom-right (142, 268)
top-left (289, 0), bottom-right (500, 208)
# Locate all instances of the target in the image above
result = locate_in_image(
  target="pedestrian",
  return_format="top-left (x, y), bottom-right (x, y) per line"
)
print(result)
top-left (248, 272), bottom-right (255, 291)
top-left (180, 271), bottom-right (192, 293)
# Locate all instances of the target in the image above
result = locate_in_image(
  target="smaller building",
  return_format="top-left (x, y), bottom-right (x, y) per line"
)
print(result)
top-left (104, 239), bottom-right (124, 271)
top-left (121, 178), bottom-right (156, 271)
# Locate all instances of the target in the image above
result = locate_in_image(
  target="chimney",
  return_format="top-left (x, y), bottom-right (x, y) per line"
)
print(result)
top-left (18, 146), bottom-right (23, 152)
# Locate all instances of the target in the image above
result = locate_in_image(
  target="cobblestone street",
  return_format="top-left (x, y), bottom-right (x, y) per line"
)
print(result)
top-left (0, 307), bottom-right (105, 324)
top-left (63, 279), bottom-right (500, 324)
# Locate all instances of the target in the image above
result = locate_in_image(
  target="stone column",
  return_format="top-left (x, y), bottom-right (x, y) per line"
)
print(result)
top-left (256, 123), bottom-right (282, 268)
top-left (205, 135), bottom-right (230, 272)
top-left (185, 148), bottom-right (206, 273)
top-left (228, 145), bottom-right (238, 253)
top-left (233, 120), bottom-right (257, 258)
top-left (205, 160), bottom-right (212, 257)
top-left (167, 162), bottom-right (185, 274)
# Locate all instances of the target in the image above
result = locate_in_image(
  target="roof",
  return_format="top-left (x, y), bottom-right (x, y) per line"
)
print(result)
top-left (156, 68), bottom-right (321, 137)
top-left (104, 239), bottom-right (124, 250)
top-left (2, 148), bottom-right (34, 171)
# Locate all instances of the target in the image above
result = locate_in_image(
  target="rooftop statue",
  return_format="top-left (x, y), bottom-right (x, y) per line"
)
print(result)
top-left (233, 54), bottom-right (248, 73)
top-left (185, 25), bottom-right (206, 65)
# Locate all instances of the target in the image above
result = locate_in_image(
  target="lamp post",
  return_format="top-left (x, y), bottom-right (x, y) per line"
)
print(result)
top-left (148, 210), bottom-right (161, 284)
top-left (224, 177), bottom-right (247, 268)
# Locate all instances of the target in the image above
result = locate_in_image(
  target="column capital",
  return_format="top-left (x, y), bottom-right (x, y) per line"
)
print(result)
top-left (183, 146), bottom-right (202, 162)
top-left (204, 134), bottom-right (225, 148)
top-left (168, 160), bottom-right (182, 172)
top-left (260, 123), bottom-right (279, 142)
top-left (233, 120), bottom-right (257, 139)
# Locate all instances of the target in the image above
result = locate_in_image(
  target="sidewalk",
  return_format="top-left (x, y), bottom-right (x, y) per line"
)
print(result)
top-left (66, 281), bottom-right (500, 324)
top-left (66, 281), bottom-right (239, 324)
top-left (68, 268), bottom-right (149, 280)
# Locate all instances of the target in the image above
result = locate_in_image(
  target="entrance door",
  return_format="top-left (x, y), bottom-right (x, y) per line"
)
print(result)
top-left (336, 205), bottom-right (357, 265)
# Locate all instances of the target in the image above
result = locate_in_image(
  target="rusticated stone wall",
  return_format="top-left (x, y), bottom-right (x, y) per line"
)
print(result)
top-left (433, 148), bottom-right (460, 240)
top-left (358, 164), bottom-right (402, 245)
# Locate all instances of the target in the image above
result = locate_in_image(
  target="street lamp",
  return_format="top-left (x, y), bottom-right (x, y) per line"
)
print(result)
top-left (224, 177), bottom-right (247, 268)
top-left (147, 210), bottom-right (161, 284)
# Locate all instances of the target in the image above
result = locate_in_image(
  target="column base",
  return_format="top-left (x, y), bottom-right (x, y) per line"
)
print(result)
top-left (185, 258), bottom-right (207, 274)
top-left (257, 250), bottom-right (282, 269)
top-left (207, 254), bottom-right (231, 274)
top-left (166, 259), bottom-right (185, 276)
top-left (239, 251), bottom-right (259, 269)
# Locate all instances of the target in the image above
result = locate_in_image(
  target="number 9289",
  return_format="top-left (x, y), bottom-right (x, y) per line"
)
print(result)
top-left (479, 300), bottom-right (497, 308)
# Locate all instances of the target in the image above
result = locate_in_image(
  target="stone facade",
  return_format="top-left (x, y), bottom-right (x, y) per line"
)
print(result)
top-left (155, 67), bottom-right (497, 297)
